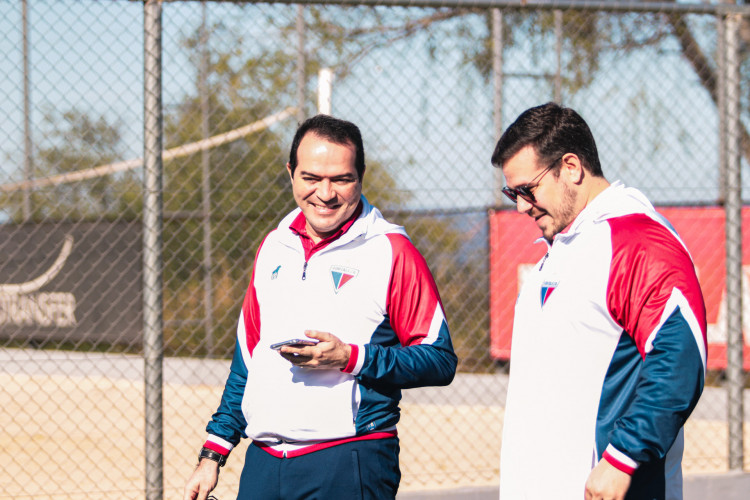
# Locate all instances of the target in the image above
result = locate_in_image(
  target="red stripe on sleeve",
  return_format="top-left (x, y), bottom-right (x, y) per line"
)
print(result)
top-left (341, 344), bottom-right (359, 373)
top-left (602, 450), bottom-right (637, 475)
top-left (202, 441), bottom-right (230, 455)
top-left (385, 233), bottom-right (443, 346)
top-left (606, 214), bottom-right (707, 356)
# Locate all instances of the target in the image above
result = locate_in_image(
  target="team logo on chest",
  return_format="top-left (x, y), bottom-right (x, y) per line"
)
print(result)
top-left (330, 265), bottom-right (359, 294)
top-left (540, 280), bottom-right (558, 306)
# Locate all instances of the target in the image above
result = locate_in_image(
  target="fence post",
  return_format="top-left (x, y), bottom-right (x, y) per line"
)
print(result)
top-left (716, 12), bottom-right (726, 204)
top-left (491, 9), bottom-right (504, 205)
top-left (723, 11), bottom-right (744, 473)
top-left (200, 3), bottom-right (215, 357)
top-left (143, 1), bottom-right (165, 498)
top-left (22, 0), bottom-right (32, 221)
top-left (553, 9), bottom-right (562, 103)
top-left (296, 5), bottom-right (307, 123)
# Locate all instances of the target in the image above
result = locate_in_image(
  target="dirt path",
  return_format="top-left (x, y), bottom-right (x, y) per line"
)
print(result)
top-left (1, 372), bottom-right (746, 500)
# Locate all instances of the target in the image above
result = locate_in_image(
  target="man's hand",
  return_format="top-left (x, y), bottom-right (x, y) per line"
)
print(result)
top-left (183, 458), bottom-right (220, 500)
top-left (278, 330), bottom-right (352, 369)
top-left (584, 458), bottom-right (632, 500)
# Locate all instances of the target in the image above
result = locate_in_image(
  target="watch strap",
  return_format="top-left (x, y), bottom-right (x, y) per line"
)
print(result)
top-left (199, 447), bottom-right (227, 467)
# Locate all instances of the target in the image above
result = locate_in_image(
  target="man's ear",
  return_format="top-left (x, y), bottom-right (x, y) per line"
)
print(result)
top-left (286, 163), bottom-right (294, 182)
top-left (561, 154), bottom-right (585, 185)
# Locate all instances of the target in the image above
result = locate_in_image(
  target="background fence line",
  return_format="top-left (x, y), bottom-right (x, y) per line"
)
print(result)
top-left (0, 1), bottom-right (749, 498)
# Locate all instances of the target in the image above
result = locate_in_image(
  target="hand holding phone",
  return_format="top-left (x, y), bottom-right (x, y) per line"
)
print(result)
top-left (270, 338), bottom-right (319, 350)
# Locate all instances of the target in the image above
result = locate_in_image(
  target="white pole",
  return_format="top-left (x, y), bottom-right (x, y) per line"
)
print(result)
top-left (317, 68), bottom-right (334, 115)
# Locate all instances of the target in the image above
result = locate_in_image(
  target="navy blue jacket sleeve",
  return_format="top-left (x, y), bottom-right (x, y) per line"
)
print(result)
top-left (354, 233), bottom-right (457, 389)
top-left (205, 338), bottom-right (249, 448)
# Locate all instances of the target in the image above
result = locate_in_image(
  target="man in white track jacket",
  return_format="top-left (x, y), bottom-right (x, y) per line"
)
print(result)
top-left (184, 114), bottom-right (457, 500)
top-left (492, 103), bottom-right (706, 500)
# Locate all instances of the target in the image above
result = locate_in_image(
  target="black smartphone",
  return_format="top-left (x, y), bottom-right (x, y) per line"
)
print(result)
top-left (270, 338), bottom-right (319, 350)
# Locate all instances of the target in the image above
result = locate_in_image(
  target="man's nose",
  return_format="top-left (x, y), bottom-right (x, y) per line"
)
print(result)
top-left (516, 196), bottom-right (533, 214)
top-left (317, 179), bottom-right (335, 201)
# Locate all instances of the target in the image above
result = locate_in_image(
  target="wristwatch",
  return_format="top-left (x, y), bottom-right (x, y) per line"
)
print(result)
top-left (198, 447), bottom-right (227, 467)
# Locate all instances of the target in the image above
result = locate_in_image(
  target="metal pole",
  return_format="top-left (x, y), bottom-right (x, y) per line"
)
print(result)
top-left (723, 12), bottom-right (744, 472)
top-left (317, 68), bottom-right (333, 115)
top-left (716, 12), bottom-right (726, 205)
top-left (553, 9), bottom-right (562, 103)
top-left (143, 1), bottom-right (164, 498)
top-left (491, 9), bottom-right (504, 205)
top-left (296, 5), bottom-right (306, 123)
top-left (22, 0), bottom-right (32, 221)
top-left (200, 2), bottom-right (215, 357)
top-left (262, 0), bottom-right (750, 15)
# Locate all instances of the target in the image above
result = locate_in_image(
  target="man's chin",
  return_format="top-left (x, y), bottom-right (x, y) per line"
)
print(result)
top-left (536, 220), bottom-right (556, 241)
top-left (308, 219), bottom-right (340, 237)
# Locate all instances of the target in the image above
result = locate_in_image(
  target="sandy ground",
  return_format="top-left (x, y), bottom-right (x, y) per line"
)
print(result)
top-left (0, 360), bottom-right (748, 499)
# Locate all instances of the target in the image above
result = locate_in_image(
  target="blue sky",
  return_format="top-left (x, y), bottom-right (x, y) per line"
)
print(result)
top-left (1, 1), bottom-right (746, 213)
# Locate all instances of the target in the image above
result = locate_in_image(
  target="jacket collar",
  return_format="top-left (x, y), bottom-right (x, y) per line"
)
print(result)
top-left (276, 195), bottom-right (406, 252)
top-left (545, 181), bottom-right (656, 246)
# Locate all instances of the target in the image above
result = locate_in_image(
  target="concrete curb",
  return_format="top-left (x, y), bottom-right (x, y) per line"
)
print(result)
top-left (684, 471), bottom-right (750, 500)
top-left (397, 473), bottom-right (750, 500)
top-left (398, 486), bottom-right (497, 499)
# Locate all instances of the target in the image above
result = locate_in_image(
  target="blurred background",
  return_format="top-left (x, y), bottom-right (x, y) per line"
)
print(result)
top-left (0, 0), bottom-right (748, 498)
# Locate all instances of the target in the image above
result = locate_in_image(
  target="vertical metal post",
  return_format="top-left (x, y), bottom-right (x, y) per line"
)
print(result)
top-left (200, 2), bottom-right (215, 356)
top-left (296, 5), bottom-right (306, 123)
top-left (722, 12), bottom-right (744, 472)
top-left (491, 9), bottom-right (504, 205)
top-left (143, 1), bottom-right (164, 499)
top-left (553, 9), bottom-right (563, 103)
top-left (22, 0), bottom-right (32, 221)
top-left (716, 13), bottom-right (726, 204)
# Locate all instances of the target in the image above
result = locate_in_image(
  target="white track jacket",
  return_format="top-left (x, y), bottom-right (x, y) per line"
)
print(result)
top-left (500, 182), bottom-right (707, 500)
top-left (203, 196), bottom-right (457, 458)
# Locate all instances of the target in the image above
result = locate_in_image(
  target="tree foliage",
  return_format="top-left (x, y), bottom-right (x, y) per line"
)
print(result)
top-left (11, 3), bottom-right (744, 369)
top-left (1, 109), bottom-right (141, 222)
top-left (296, 5), bottom-right (748, 164)
top-left (160, 20), bottom-right (421, 357)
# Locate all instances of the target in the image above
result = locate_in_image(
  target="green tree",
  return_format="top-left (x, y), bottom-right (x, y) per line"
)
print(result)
top-left (298, 6), bottom-right (748, 164)
top-left (1, 109), bottom-right (140, 222)
top-left (160, 21), bottom-right (410, 357)
top-left (287, 5), bottom-right (748, 370)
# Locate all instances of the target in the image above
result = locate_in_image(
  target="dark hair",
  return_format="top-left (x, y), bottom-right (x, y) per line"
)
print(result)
top-left (288, 114), bottom-right (366, 180)
top-left (491, 102), bottom-right (603, 177)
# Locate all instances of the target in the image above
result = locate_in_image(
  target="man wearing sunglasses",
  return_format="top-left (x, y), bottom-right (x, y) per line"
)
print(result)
top-left (492, 102), bottom-right (707, 500)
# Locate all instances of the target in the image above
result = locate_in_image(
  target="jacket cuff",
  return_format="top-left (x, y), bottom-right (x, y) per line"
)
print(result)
top-left (204, 435), bottom-right (233, 456)
top-left (341, 344), bottom-right (364, 375)
top-left (602, 444), bottom-right (638, 475)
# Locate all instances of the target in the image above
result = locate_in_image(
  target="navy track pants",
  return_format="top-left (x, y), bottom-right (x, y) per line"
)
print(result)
top-left (236, 437), bottom-right (401, 500)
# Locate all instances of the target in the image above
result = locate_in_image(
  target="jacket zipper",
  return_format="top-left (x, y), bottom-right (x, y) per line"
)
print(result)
top-left (301, 260), bottom-right (308, 280)
top-left (539, 252), bottom-right (549, 271)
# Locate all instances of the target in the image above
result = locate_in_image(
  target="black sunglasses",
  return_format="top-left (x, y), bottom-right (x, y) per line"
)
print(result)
top-left (501, 156), bottom-right (563, 204)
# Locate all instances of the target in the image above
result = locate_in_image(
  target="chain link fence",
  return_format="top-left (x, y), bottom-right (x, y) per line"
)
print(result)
top-left (1, 0), bottom-right (749, 498)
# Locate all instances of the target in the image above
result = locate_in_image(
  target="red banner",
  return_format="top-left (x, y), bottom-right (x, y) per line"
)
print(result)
top-left (489, 206), bottom-right (750, 370)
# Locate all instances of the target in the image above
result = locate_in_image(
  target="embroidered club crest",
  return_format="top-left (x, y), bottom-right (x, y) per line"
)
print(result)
top-left (330, 265), bottom-right (358, 294)
top-left (540, 280), bottom-right (558, 306)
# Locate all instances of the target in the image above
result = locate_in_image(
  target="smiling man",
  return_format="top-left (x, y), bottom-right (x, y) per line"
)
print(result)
top-left (492, 103), bottom-right (707, 500)
top-left (184, 114), bottom-right (457, 500)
